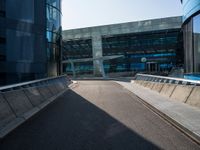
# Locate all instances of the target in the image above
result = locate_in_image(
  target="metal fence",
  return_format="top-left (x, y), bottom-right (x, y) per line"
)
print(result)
top-left (135, 74), bottom-right (200, 86)
top-left (0, 75), bottom-right (70, 92)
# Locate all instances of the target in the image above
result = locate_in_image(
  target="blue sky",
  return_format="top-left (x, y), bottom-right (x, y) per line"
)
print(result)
top-left (62, 0), bottom-right (182, 30)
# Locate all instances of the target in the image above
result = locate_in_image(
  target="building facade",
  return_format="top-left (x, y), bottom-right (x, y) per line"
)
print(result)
top-left (46, 0), bottom-right (62, 77)
top-left (0, 0), bottom-right (61, 85)
top-left (62, 17), bottom-right (183, 77)
top-left (181, 0), bottom-right (200, 73)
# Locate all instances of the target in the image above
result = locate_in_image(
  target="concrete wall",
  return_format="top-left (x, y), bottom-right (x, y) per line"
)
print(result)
top-left (133, 80), bottom-right (200, 109)
top-left (0, 77), bottom-right (72, 138)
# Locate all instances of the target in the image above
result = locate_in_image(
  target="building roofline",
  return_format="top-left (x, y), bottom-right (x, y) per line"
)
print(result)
top-left (63, 16), bottom-right (182, 32)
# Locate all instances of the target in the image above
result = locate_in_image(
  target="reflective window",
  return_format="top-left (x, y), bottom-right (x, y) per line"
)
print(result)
top-left (7, 30), bottom-right (34, 61)
top-left (193, 14), bottom-right (200, 72)
top-left (46, 0), bottom-right (61, 76)
top-left (6, 0), bottom-right (34, 23)
top-left (62, 39), bottom-right (93, 60)
top-left (102, 29), bottom-right (182, 73)
top-left (182, 0), bottom-right (200, 21)
top-left (47, 31), bottom-right (61, 43)
top-left (47, 0), bottom-right (61, 9)
top-left (63, 62), bottom-right (93, 76)
top-left (46, 5), bottom-right (61, 32)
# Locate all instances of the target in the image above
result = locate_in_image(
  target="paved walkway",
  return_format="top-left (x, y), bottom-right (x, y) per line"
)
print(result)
top-left (0, 81), bottom-right (199, 150)
top-left (116, 81), bottom-right (200, 141)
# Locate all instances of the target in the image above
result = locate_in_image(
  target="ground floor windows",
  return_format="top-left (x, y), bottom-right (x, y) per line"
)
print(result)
top-left (183, 13), bottom-right (200, 73)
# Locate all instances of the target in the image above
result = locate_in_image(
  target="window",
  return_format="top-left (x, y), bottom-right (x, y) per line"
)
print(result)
top-left (193, 14), bottom-right (200, 72)
top-left (6, 0), bottom-right (34, 23)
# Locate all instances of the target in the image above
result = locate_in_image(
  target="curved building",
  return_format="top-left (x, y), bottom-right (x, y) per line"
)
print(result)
top-left (0, 0), bottom-right (62, 85)
top-left (181, 0), bottom-right (200, 73)
top-left (46, 0), bottom-right (62, 77)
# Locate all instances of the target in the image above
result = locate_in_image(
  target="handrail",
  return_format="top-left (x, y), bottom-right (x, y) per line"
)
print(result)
top-left (0, 75), bottom-right (69, 92)
top-left (135, 73), bottom-right (200, 86)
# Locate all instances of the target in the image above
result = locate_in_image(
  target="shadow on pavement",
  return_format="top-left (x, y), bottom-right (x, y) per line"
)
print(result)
top-left (0, 89), bottom-right (160, 150)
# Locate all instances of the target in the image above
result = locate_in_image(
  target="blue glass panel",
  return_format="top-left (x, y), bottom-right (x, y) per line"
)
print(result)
top-left (129, 53), bottom-right (176, 58)
top-left (159, 64), bottom-right (174, 69)
top-left (182, 0), bottom-right (200, 22)
top-left (184, 74), bottom-right (200, 80)
top-left (130, 63), bottom-right (145, 70)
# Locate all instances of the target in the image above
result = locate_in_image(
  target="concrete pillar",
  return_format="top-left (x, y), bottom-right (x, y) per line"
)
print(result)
top-left (99, 60), bottom-right (106, 78)
top-left (92, 34), bottom-right (103, 76)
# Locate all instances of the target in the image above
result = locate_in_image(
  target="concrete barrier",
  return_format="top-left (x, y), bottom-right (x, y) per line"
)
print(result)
top-left (134, 80), bottom-right (139, 84)
top-left (186, 87), bottom-right (200, 108)
top-left (37, 86), bottom-right (53, 100)
top-left (136, 80), bottom-right (144, 85)
top-left (61, 78), bottom-right (69, 88)
top-left (3, 90), bottom-right (34, 117)
top-left (0, 76), bottom-right (71, 138)
top-left (53, 83), bottom-right (61, 93)
top-left (133, 75), bottom-right (200, 109)
top-left (47, 84), bottom-right (58, 95)
top-left (55, 82), bottom-right (65, 92)
top-left (141, 81), bottom-right (148, 87)
top-left (145, 82), bottom-right (155, 89)
top-left (24, 87), bottom-right (45, 107)
top-left (171, 85), bottom-right (194, 103)
top-left (0, 93), bottom-right (16, 129)
top-left (152, 83), bottom-right (164, 93)
top-left (160, 84), bottom-right (177, 97)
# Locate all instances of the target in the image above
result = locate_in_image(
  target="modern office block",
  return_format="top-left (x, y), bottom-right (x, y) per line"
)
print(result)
top-left (62, 16), bottom-right (183, 76)
top-left (0, 0), bottom-right (62, 85)
top-left (181, 0), bottom-right (200, 73)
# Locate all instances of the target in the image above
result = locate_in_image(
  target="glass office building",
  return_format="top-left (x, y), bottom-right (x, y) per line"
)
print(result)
top-left (181, 0), bottom-right (200, 73)
top-left (102, 29), bottom-right (183, 74)
top-left (62, 17), bottom-right (183, 76)
top-left (0, 0), bottom-right (62, 85)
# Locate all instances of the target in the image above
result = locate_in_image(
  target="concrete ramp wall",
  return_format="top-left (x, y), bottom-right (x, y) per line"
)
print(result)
top-left (171, 85), bottom-right (194, 103)
top-left (24, 87), bottom-right (45, 106)
top-left (186, 87), bottom-right (200, 108)
top-left (0, 76), bottom-right (72, 138)
top-left (152, 83), bottom-right (164, 93)
top-left (37, 86), bottom-right (53, 99)
top-left (133, 80), bottom-right (200, 109)
top-left (3, 90), bottom-right (34, 117)
top-left (160, 84), bottom-right (177, 97)
top-left (0, 94), bottom-right (16, 130)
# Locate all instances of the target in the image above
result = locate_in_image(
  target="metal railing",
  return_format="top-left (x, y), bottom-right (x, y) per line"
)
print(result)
top-left (135, 74), bottom-right (200, 86)
top-left (0, 75), bottom-right (69, 92)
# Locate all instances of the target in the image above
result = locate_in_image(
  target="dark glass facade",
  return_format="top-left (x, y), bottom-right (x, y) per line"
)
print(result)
top-left (0, 0), bottom-right (61, 85)
top-left (182, 0), bottom-right (200, 73)
top-left (62, 39), bottom-right (93, 75)
top-left (62, 29), bottom-right (183, 75)
top-left (102, 29), bottom-right (183, 74)
top-left (46, 0), bottom-right (62, 76)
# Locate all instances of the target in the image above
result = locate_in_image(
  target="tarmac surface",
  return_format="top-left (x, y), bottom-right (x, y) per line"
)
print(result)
top-left (0, 80), bottom-right (199, 150)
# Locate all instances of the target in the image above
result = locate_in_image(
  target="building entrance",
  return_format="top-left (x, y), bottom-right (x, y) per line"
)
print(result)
top-left (146, 62), bottom-right (159, 73)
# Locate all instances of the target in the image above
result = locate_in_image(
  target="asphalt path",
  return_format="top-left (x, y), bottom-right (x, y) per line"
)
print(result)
top-left (0, 80), bottom-right (199, 150)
